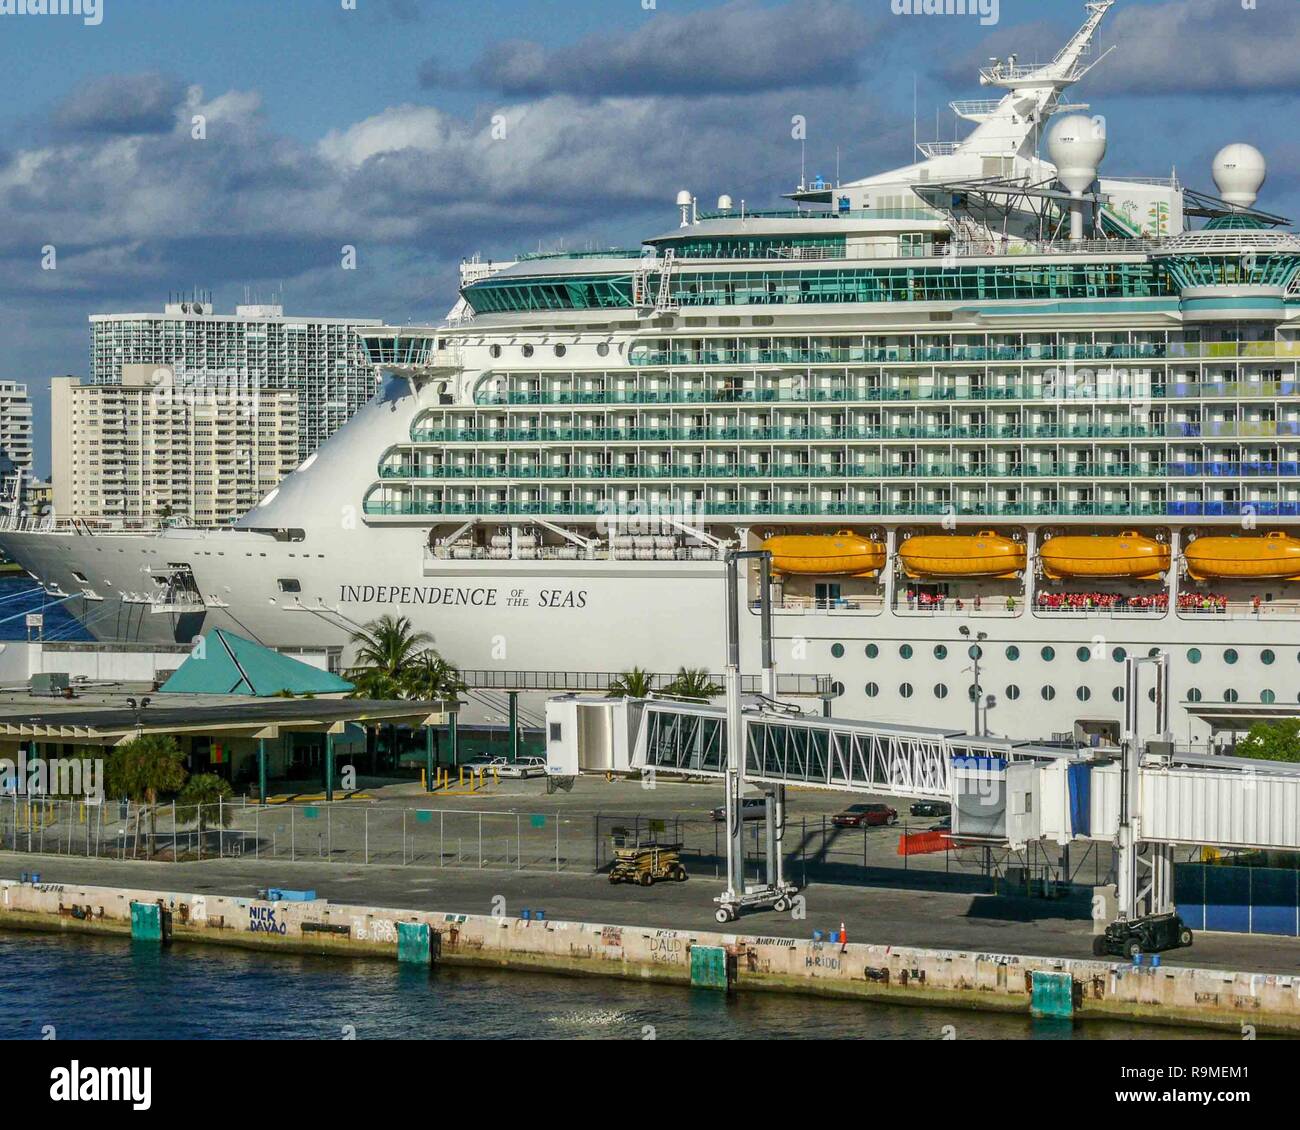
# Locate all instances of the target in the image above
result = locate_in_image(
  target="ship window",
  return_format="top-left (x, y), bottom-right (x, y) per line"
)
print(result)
top-left (1112, 647), bottom-right (1126, 663)
top-left (554, 344), bottom-right (567, 358)
top-left (934, 684), bottom-right (948, 699)
top-left (865, 682), bottom-right (879, 698)
top-left (1187, 688), bottom-right (1202, 703)
top-left (71, 571), bottom-right (89, 584)
top-left (967, 645), bottom-right (982, 660)
top-left (522, 344), bottom-right (534, 358)
top-left (597, 343), bottom-right (610, 357)
top-left (1262, 689), bottom-right (1276, 705)
top-left (865, 644), bottom-right (879, 659)
top-left (1041, 685), bottom-right (1056, 701)
top-left (1225, 689), bottom-right (1239, 703)
top-left (900, 683), bottom-right (914, 699)
top-left (1077, 687), bottom-right (1092, 702)
top-left (277, 579), bottom-right (302, 594)
top-left (1005, 646), bottom-right (1020, 661)
top-left (831, 643), bottom-right (845, 659)
top-left (489, 345), bottom-right (501, 359)
top-left (1148, 648), bottom-right (1163, 658)
top-left (831, 681), bottom-right (845, 698)
top-left (1041, 646), bottom-right (1055, 662)
top-left (549, 722), bottom-right (562, 742)
top-left (1187, 648), bottom-right (1202, 664)
top-left (899, 644), bottom-right (913, 660)
top-left (1005, 685), bottom-right (1020, 701)
top-left (933, 644), bottom-right (947, 660)
top-left (1261, 649), bottom-right (1275, 665)
top-left (1111, 687), bottom-right (1125, 703)
top-left (1224, 648), bottom-right (1239, 665)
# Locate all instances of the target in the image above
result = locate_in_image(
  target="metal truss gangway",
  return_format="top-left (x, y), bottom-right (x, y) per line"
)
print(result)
top-left (457, 669), bottom-right (831, 697)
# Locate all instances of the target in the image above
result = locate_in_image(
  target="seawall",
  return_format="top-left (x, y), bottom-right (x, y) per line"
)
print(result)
top-left (3, 878), bottom-right (1297, 1034)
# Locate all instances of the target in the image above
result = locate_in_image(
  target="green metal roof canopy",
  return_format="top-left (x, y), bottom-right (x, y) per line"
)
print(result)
top-left (160, 630), bottom-right (354, 697)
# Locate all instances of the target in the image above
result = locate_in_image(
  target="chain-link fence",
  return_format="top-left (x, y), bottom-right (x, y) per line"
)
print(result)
top-left (0, 796), bottom-right (573, 871)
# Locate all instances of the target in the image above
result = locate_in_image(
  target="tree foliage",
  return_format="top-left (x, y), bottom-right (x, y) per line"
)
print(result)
top-left (607, 667), bottom-right (655, 698)
top-left (175, 773), bottom-right (234, 831)
top-left (346, 614), bottom-right (462, 702)
top-left (1235, 719), bottom-right (1300, 763)
top-left (105, 734), bottom-right (187, 804)
top-left (664, 667), bottom-right (723, 699)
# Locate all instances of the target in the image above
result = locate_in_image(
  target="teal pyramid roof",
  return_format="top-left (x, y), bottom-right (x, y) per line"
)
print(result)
top-left (160, 630), bottom-right (354, 697)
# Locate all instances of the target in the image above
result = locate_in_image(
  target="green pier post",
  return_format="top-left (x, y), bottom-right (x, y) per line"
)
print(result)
top-left (258, 739), bottom-right (268, 806)
top-left (449, 712), bottom-right (459, 768)
top-left (425, 726), bottom-right (435, 792)
top-left (325, 732), bottom-right (335, 803)
top-left (508, 692), bottom-right (519, 763)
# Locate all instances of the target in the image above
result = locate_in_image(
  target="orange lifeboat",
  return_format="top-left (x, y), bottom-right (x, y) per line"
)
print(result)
top-left (898, 531), bottom-right (1025, 580)
top-left (763, 530), bottom-right (887, 578)
top-left (1039, 531), bottom-right (1170, 581)
top-left (1184, 532), bottom-right (1300, 582)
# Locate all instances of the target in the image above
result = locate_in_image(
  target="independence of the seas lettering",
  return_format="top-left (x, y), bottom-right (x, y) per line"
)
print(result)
top-left (338, 584), bottom-right (588, 609)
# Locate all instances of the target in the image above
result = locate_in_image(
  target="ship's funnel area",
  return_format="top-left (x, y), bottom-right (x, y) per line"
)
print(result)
top-left (1048, 114), bottom-right (1106, 240)
top-left (1213, 143), bottom-right (1266, 210)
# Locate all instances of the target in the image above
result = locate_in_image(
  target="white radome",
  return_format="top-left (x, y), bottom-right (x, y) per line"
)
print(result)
top-left (1212, 143), bottom-right (1267, 209)
top-left (1047, 114), bottom-right (1107, 195)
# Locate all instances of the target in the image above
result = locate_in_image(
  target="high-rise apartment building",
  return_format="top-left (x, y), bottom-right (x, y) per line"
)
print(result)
top-left (51, 366), bottom-right (299, 527)
top-left (0, 380), bottom-right (34, 475)
top-left (90, 298), bottom-right (382, 459)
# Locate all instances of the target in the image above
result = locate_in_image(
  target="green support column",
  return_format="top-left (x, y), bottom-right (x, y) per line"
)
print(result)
top-left (425, 726), bottom-right (435, 792)
top-left (258, 739), bottom-right (268, 806)
top-left (508, 692), bottom-right (519, 763)
top-left (325, 732), bottom-right (335, 803)
top-left (449, 712), bottom-right (459, 768)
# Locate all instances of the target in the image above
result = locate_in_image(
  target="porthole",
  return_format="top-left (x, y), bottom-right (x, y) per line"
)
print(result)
top-left (1148, 647), bottom-right (1163, 658)
top-left (522, 344), bottom-right (534, 358)
top-left (831, 681), bottom-right (845, 698)
top-left (1262, 689), bottom-right (1276, 705)
top-left (1041, 685), bottom-right (1056, 701)
top-left (967, 644), bottom-right (983, 660)
top-left (1187, 648), bottom-right (1202, 664)
top-left (1225, 689), bottom-right (1239, 703)
top-left (1077, 686), bottom-right (1092, 702)
top-left (1076, 646), bottom-right (1091, 662)
top-left (1262, 649), bottom-right (1275, 666)
top-left (933, 644), bottom-right (948, 660)
top-left (554, 344), bottom-right (567, 358)
top-left (865, 682), bottom-right (879, 698)
top-left (1005, 685), bottom-right (1020, 701)
top-left (1005, 645), bottom-right (1020, 661)
top-left (489, 344), bottom-right (502, 359)
top-left (831, 643), bottom-right (845, 659)
top-left (934, 684), bottom-right (948, 700)
top-left (1041, 646), bottom-right (1056, 662)
top-left (899, 644), bottom-right (913, 660)
top-left (1224, 648), bottom-right (1238, 665)
top-left (1111, 687), bottom-right (1124, 703)
top-left (1188, 688), bottom-right (1202, 703)
top-left (900, 683), bottom-right (914, 699)
top-left (597, 343), bottom-right (610, 357)
top-left (1112, 646), bottom-right (1126, 663)
top-left (865, 643), bottom-right (879, 659)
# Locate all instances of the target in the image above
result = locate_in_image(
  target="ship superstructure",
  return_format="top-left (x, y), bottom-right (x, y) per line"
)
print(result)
top-left (4, 0), bottom-right (1300, 746)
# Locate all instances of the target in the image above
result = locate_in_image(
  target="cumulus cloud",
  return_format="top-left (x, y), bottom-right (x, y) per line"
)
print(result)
top-left (421, 0), bottom-right (885, 98)
top-left (53, 73), bottom-right (186, 135)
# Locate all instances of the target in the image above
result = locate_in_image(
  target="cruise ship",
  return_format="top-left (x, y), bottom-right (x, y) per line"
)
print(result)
top-left (5, 0), bottom-right (1300, 746)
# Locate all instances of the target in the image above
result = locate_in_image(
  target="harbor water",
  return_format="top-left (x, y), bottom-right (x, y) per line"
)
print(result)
top-left (0, 930), bottom-right (1229, 1040)
top-left (0, 574), bottom-right (91, 643)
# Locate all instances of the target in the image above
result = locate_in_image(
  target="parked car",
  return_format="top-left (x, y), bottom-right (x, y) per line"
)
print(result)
top-left (832, 803), bottom-right (898, 828)
top-left (910, 800), bottom-right (951, 818)
top-left (930, 816), bottom-right (953, 832)
top-left (495, 757), bottom-right (548, 779)
top-left (461, 755), bottom-right (507, 772)
top-left (710, 796), bottom-right (770, 822)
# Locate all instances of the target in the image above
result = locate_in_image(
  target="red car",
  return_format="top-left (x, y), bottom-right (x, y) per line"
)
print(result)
top-left (832, 803), bottom-right (897, 828)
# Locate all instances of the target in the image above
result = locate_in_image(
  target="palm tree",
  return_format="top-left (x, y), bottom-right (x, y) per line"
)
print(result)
top-left (346, 614), bottom-right (435, 700)
top-left (402, 651), bottom-right (466, 701)
top-left (607, 667), bottom-right (655, 698)
top-left (105, 733), bottom-right (187, 857)
top-left (664, 667), bottom-right (723, 699)
top-left (175, 773), bottom-right (234, 834)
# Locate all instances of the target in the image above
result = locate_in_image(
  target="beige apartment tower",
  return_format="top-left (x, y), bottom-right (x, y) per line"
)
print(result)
top-left (51, 365), bottom-right (298, 527)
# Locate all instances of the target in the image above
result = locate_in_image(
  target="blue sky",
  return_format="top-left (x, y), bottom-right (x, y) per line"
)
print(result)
top-left (3, 0), bottom-right (1299, 474)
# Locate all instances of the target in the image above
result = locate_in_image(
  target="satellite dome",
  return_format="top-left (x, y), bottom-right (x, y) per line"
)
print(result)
top-left (1048, 114), bottom-right (1107, 196)
top-left (675, 190), bottom-right (693, 207)
top-left (1213, 143), bottom-right (1266, 209)
top-left (717, 194), bottom-right (734, 212)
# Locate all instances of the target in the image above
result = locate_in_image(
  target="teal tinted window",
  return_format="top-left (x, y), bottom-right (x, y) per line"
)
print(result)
top-left (1076, 646), bottom-right (1092, 662)
top-left (1187, 648), bottom-right (1202, 664)
top-left (1005, 646), bottom-right (1020, 661)
top-left (1224, 649), bottom-right (1239, 665)
top-left (1262, 649), bottom-right (1275, 666)
top-left (899, 644), bottom-right (913, 660)
top-left (865, 643), bottom-right (879, 659)
top-left (1041, 646), bottom-right (1055, 662)
top-left (831, 643), bottom-right (845, 659)
top-left (934, 645), bottom-right (948, 660)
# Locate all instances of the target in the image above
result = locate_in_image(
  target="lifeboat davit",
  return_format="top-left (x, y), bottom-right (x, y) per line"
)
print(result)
top-left (763, 530), bottom-right (887, 578)
top-left (1184, 532), bottom-right (1300, 582)
top-left (898, 531), bottom-right (1025, 580)
top-left (1039, 531), bottom-right (1170, 581)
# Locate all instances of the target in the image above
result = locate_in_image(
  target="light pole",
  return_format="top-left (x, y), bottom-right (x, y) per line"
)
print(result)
top-left (958, 627), bottom-right (987, 736)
